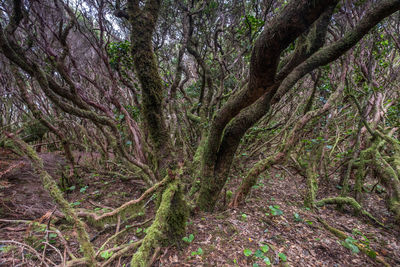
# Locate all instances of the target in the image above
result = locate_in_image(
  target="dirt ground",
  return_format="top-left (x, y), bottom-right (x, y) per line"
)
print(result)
top-left (1, 150), bottom-right (399, 266)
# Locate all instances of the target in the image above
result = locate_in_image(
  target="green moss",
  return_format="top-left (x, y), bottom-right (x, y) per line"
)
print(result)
top-left (304, 162), bottom-right (318, 209)
top-left (131, 180), bottom-right (188, 267)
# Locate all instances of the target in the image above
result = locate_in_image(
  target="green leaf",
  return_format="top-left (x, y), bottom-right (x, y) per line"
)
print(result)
top-left (260, 244), bottom-right (269, 253)
top-left (365, 249), bottom-right (377, 259)
top-left (341, 238), bottom-right (360, 254)
top-left (68, 185), bottom-right (76, 191)
top-left (264, 257), bottom-right (272, 265)
top-left (182, 234), bottom-right (194, 243)
top-left (243, 248), bottom-right (253, 257)
top-left (254, 249), bottom-right (264, 258)
top-left (253, 263), bottom-right (260, 267)
top-left (197, 247), bottom-right (203, 255)
top-left (80, 186), bottom-right (88, 193)
top-left (100, 251), bottom-right (113, 259)
top-left (278, 252), bottom-right (287, 262)
top-left (71, 201), bottom-right (81, 207)
top-left (293, 213), bottom-right (302, 222)
top-left (269, 205), bottom-right (283, 216)
top-left (49, 233), bottom-right (57, 239)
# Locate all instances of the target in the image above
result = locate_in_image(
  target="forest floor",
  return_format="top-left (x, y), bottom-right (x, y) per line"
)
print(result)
top-left (0, 149), bottom-right (399, 266)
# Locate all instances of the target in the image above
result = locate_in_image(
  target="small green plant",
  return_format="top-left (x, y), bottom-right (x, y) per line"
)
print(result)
top-left (278, 252), bottom-right (287, 262)
top-left (241, 213), bottom-right (248, 221)
top-left (191, 247), bottom-right (203, 256)
top-left (260, 244), bottom-right (269, 253)
top-left (268, 205), bottom-right (283, 216)
top-left (243, 248), bottom-right (252, 257)
top-left (226, 190), bottom-right (233, 200)
top-left (182, 234), bottom-right (195, 243)
top-left (375, 185), bottom-right (385, 193)
top-left (243, 244), bottom-right (272, 265)
top-left (293, 212), bottom-right (303, 222)
top-left (67, 185), bottom-right (76, 191)
top-left (352, 229), bottom-right (370, 247)
top-left (100, 250), bottom-right (113, 260)
top-left (80, 186), bottom-right (88, 193)
top-left (252, 182), bottom-right (265, 189)
top-left (70, 201), bottom-right (81, 207)
top-left (0, 245), bottom-right (16, 253)
top-left (48, 233), bottom-right (57, 244)
top-left (49, 233), bottom-right (57, 238)
top-left (340, 237), bottom-right (359, 254)
top-left (263, 257), bottom-right (272, 265)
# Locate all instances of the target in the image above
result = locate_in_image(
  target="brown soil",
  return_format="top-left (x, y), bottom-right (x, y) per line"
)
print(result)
top-left (0, 151), bottom-right (66, 219)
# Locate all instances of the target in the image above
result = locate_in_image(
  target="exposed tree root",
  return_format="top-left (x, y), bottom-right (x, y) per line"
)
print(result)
top-left (315, 197), bottom-right (383, 226)
top-left (317, 217), bottom-right (390, 267)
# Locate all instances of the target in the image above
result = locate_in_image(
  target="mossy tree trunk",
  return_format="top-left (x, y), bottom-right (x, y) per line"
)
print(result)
top-left (128, 0), bottom-right (173, 175)
top-left (197, 0), bottom-right (339, 211)
top-left (304, 157), bottom-right (319, 209)
top-left (196, 0), bottom-right (400, 211)
top-left (124, 1), bottom-right (189, 265)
